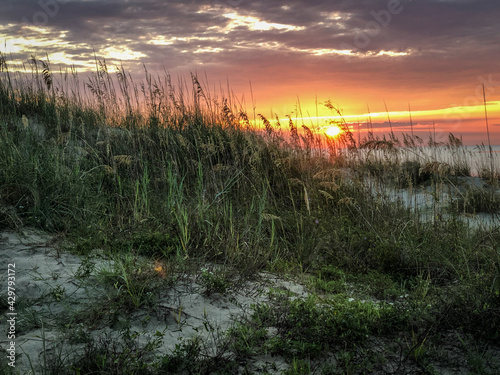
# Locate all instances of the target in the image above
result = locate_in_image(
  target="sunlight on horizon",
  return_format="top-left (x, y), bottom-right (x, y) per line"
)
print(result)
top-left (326, 125), bottom-right (342, 138)
top-left (278, 101), bottom-right (500, 124)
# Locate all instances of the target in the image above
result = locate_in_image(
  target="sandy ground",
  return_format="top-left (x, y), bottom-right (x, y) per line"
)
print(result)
top-left (366, 175), bottom-right (500, 229)
top-left (0, 229), bottom-right (306, 374)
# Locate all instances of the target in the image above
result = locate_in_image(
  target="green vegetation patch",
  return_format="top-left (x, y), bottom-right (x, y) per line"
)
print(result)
top-left (230, 293), bottom-right (409, 360)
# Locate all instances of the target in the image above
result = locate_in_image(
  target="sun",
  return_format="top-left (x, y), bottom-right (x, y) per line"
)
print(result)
top-left (326, 125), bottom-right (342, 138)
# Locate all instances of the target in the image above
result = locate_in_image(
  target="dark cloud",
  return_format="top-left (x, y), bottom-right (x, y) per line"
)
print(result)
top-left (0, 0), bottom-right (498, 68)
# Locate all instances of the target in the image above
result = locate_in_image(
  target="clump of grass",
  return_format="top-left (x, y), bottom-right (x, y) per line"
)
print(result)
top-left (397, 160), bottom-right (432, 187)
top-left (479, 167), bottom-right (500, 182)
top-left (451, 186), bottom-right (500, 214)
top-left (158, 335), bottom-right (238, 375)
top-left (1, 54), bottom-right (500, 373)
top-left (199, 267), bottom-right (232, 295)
top-left (97, 252), bottom-right (169, 310)
top-left (67, 332), bottom-right (159, 375)
top-left (229, 292), bottom-right (409, 361)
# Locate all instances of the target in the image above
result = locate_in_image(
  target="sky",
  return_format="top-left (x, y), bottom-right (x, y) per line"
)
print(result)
top-left (1, 0), bottom-right (500, 144)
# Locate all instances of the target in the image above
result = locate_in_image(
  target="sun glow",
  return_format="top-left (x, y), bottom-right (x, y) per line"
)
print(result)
top-left (326, 125), bottom-right (342, 138)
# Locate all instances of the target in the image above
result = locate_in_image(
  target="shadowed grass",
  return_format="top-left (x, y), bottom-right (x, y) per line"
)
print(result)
top-left (1, 56), bottom-right (499, 373)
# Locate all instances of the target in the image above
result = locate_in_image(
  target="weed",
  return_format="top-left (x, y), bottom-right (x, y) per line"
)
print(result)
top-left (398, 160), bottom-right (432, 187)
top-left (74, 256), bottom-right (96, 279)
top-left (68, 332), bottom-right (159, 375)
top-left (200, 267), bottom-right (231, 295)
top-left (51, 284), bottom-right (66, 301)
top-left (229, 322), bottom-right (268, 357)
top-left (283, 358), bottom-right (312, 375)
top-left (451, 186), bottom-right (500, 214)
top-left (0, 347), bottom-right (16, 374)
top-left (158, 335), bottom-right (238, 375)
top-left (455, 333), bottom-right (500, 374)
top-left (97, 252), bottom-right (166, 310)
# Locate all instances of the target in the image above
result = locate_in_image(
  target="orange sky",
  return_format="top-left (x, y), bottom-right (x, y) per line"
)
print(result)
top-left (1, 0), bottom-right (499, 144)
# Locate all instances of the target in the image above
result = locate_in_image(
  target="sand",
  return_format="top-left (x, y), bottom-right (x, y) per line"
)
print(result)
top-left (0, 229), bottom-right (306, 374)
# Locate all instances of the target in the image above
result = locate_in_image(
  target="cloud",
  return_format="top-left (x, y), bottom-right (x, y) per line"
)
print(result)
top-left (1, 0), bottom-right (496, 66)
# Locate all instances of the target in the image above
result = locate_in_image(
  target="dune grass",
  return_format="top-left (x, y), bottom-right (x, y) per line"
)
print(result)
top-left (0, 56), bottom-right (499, 374)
